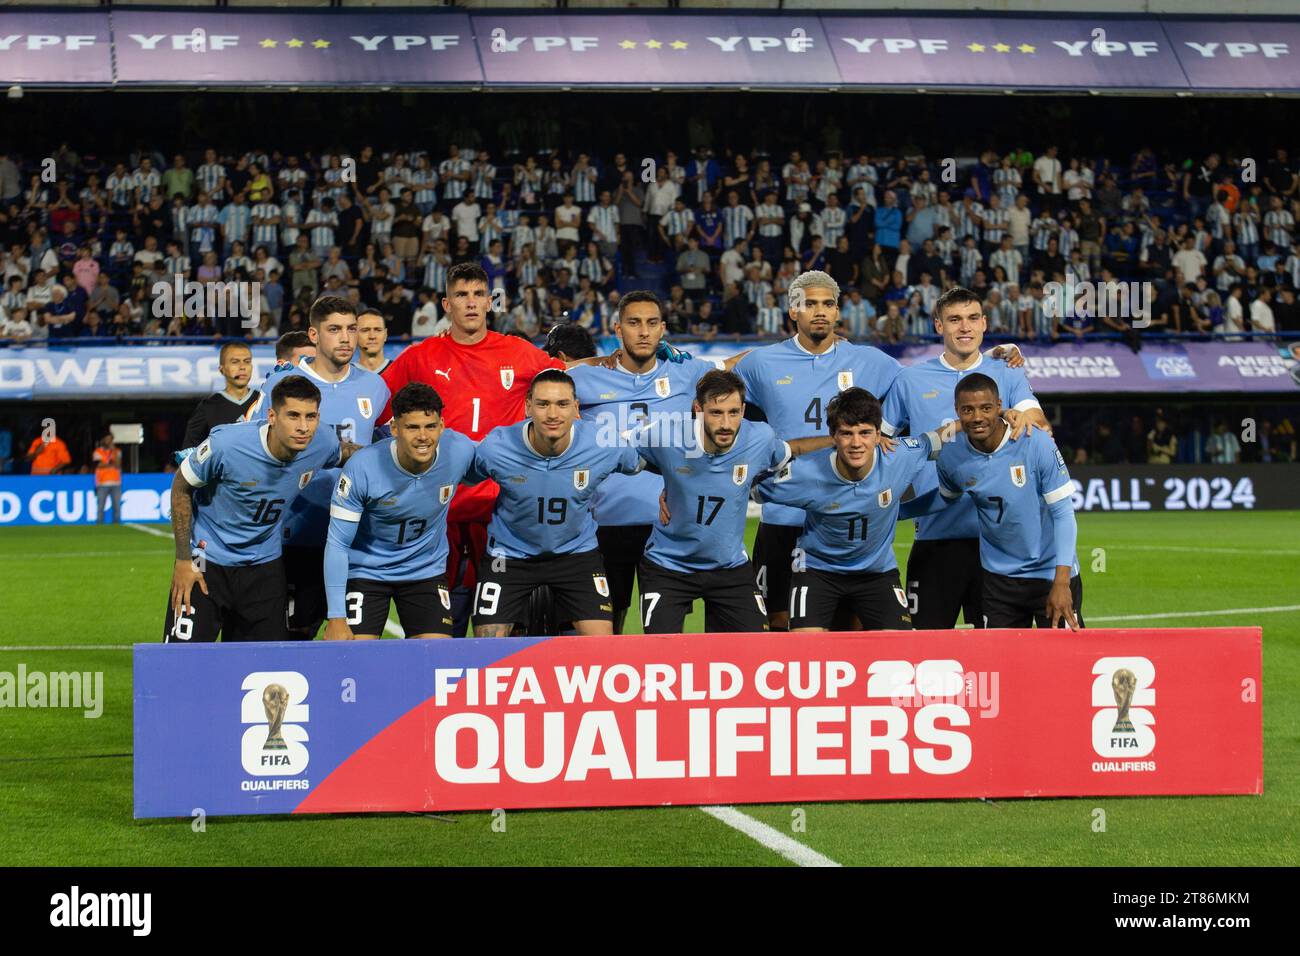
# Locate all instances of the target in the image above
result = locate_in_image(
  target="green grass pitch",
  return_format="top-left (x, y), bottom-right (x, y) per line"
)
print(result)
top-left (0, 512), bottom-right (1296, 866)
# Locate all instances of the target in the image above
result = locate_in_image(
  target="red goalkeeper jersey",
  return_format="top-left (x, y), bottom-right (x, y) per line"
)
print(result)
top-left (379, 331), bottom-right (566, 525)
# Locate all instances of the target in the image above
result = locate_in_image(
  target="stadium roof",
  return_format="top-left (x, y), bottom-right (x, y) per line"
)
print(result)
top-left (1, 8), bottom-right (1299, 93)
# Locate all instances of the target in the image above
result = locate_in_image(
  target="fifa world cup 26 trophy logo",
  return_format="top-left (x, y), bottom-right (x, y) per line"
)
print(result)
top-left (1110, 669), bottom-right (1137, 734)
top-left (262, 683), bottom-right (290, 750)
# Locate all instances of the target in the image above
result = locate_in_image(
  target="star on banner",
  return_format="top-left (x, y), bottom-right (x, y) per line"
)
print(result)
top-left (313, 39), bottom-right (330, 49)
top-left (645, 39), bottom-right (663, 49)
top-left (286, 38), bottom-right (304, 49)
top-left (993, 42), bottom-right (1011, 53)
top-left (259, 39), bottom-right (277, 49)
top-left (670, 40), bottom-right (688, 50)
top-left (967, 42), bottom-right (986, 53)
top-left (1019, 43), bottom-right (1036, 53)
top-left (619, 40), bottom-right (637, 49)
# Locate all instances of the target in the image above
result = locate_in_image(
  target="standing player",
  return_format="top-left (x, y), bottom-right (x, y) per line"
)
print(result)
top-left (247, 296), bottom-right (391, 639)
top-left (469, 370), bottom-right (643, 637)
top-left (731, 270), bottom-right (903, 630)
top-left (569, 290), bottom-right (727, 632)
top-left (182, 341), bottom-right (257, 448)
top-left (882, 286), bottom-right (1049, 629)
top-left (752, 389), bottom-right (940, 631)
top-left (323, 383), bottom-right (478, 640)
top-left (165, 376), bottom-right (350, 643)
top-left (378, 262), bottom-right (567, 636)
top-left (929, 373), bottom-right (1082, 629)
top-left (638, 370), bottom-right (830, 634)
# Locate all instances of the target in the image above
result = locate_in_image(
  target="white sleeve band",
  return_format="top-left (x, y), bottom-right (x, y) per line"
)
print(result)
top-left (924, 430), bottom-right (943, 459)
top-left (329, 504), bottom-right (362, 522)
top-left (179, 456), bottom-right (205, 488)
top-left (1042, 482), bottom-right (1073, 505)
top-left (711, 358), bottom-right (727, 370)
top-left (939, 486), bottom-right (961, 500)
top-left (881, 419), bottom-right (899, 438)
top-left (776, 440), bottom-right (793, 470)
top-left (1013, 398), bottom-right (1042, 413)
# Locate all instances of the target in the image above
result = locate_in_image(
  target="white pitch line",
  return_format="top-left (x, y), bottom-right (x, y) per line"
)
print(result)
top-left (1084, 544), bottom-right (1300, 557)
top-left (385, 618), bottom-right (406, 638)
top-left (699, 805), bottom-right (841, 868)
top-left (0, 645), bottom-right (134, 651)
top-left (125, 523), bottom-right (173, 539)
top-left (0, 551), bottom-right (170, 560)
top-left (1089, 604), bottom-right (1300, 623)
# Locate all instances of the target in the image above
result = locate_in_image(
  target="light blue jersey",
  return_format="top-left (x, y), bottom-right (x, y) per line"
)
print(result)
top-left (935, 426), bottom-right (1078, 581)
top-left (753, 436), bottom-right (936, 573)
top-left (734, 336), bottom-right (901, 526)
top-left (248, 359), bottom-right (391, 547)
top-left (470, 419), bottom-right (642, 560)
top-left (571, 357), bottom-right (719, 527)
top-left (641, 419), bottom-right (791, 573)
top-left (179, 420), bottom-right (342, 567)
top-left (881, 352), bottom-right (1040, 542)
top-left (323, 431), bottom-right (478, 619)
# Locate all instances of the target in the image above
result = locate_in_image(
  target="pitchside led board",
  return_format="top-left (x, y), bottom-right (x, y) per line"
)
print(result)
top-left (133, 629), bottom-right (1262, 818)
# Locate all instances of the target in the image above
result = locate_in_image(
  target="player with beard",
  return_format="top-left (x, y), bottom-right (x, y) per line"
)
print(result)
top-left (355, 307), bottom-right (391, 374)
top-left (884, 286), bottom-right (1048, 629)
top-left (377, 263), bottom-right (567, 636)
top-left (247, 296), bottom-right (390, 639)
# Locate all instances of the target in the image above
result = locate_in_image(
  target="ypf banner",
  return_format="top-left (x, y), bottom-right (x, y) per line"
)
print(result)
top-left (133, 629), bottom-right (1261, 818)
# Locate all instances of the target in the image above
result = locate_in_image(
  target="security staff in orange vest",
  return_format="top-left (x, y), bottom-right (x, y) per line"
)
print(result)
top-left (93, 433), bottom-right (123, 524)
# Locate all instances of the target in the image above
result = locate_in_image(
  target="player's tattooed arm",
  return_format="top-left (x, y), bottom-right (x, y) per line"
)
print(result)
top-left (474, 624), bottom-right (513, 637)
top-left (169, 471), bottom-right (208, 616)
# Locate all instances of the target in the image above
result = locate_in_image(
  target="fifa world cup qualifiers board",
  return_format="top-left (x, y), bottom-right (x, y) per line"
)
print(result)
top-left (134, 628), bottom-right (1261, 818)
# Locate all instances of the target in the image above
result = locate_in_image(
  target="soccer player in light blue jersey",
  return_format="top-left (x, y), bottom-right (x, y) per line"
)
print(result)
top-left (882, 285), bottom-right (1050, 629)
top-left (165, 375), bottom-right (352, 643)
top-left (469, 369), bottom-right (644, 637)
top-left (929, 373), bottom-right (1082, 630)
top-left (568, 290), bottom-right (730, 632)
top-left (638, 369), bottom-right (832, 634)
top-left (323, 383), bottom-right (479, 641)
top-left (752, 388), bottom-right (940, 631)
top-left (247, 295), bottom-right (391, 638)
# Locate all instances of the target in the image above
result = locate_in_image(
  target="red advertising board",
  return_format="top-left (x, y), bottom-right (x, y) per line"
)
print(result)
top-left (292, 628), bottom-right (1262, 814)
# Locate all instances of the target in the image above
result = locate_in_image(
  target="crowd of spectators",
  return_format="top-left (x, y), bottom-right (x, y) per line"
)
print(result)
top-left (2, 139), bottom-right (1299, 345)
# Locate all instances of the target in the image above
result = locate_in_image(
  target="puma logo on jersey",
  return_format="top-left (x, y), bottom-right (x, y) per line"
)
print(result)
top-left (434, 369), bottom-right (452, 381)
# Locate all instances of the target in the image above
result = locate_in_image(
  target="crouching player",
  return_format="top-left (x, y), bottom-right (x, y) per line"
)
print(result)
top-left (323, 383), bottom-right (478, 640)
top-left (927, 373), bottom-right (1083, 629)
top-left (752, 388), bottom-right (940, 631)
top-left (165, 376), bottom-right (351, 643)
top-left (470, 369), bottom-right (644, 637)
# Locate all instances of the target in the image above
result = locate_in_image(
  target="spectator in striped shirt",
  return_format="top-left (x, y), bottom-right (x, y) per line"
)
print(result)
top-left (588, 191), bottom-right (620, 261)
top-left (756, 291), bottom-right (785, 337)
top-left (579, 240), bottom-right (612, 291)
top-left (305, 198), bottom-right (338, 258)
top-left (421, 238), bottom-right (450, 295)
top-left (409, 156), bottom-right (439, 214)
top-left (472, 150), bottom-right (497, 203)
top-left (196, 149), bottom-right (226, 202)
top-left (133, 158), bottom-right (161, 206)
top-left (1233, 201), bottom-right (1260, 263)
top-left (571, 154), bottom-right (598, 208)
top-left (821, 192), bottom-right (847, 248)
top-left (838, 286), bottom-right (875, 339)
top-left (107, 163), bottom-right (135, 209)
top-left (721, 193), bottom-right (755, 253)
top-left (188, 191), bottom-right (219, 254)
top-left (218, 193), bottom-right (251, 256)
top-left (1263, 195), bottom-right (1295, 250)
top-left (440, 145), bottom-right (471, 212)
top-left (959, 236), bottom-right (983, 287)
top-left (659, 197), bottom-right (694, 254)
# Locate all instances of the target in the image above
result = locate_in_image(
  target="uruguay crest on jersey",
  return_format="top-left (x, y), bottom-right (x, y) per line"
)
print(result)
top-left (837, 370), bottom-right (854, 391)
top-left (574, 469), bottom-right (590, 490)
top-left (878, 488), bottom-right (892, 508)
top-left (654, 376), bottom-right (671, 398)
top-left (439, 484), bottom-right (454, 504)
top-left (438, 585), bottom-right (451, 610)
top-left (357, 396), bottom-right (373, 419)
top-left (500, 366), bottom-right (515, 390)
top-left (593, 575), bottom-right (609, 597)
top-left (298, 470), bottom-right (314, 490)
top-left (1010, 464), bottom-right (1027, 488)
top-left (732, 464), bottom-right (749, 485)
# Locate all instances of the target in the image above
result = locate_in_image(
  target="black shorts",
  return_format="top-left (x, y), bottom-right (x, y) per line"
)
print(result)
top-left (790, 567), bottom-right (913, 631)
top-left (345, 576), bottom-right (454, 637)
top-left (982, 571), bottom-right (1085, 629)
top-left (596, 524), bottom-right (651, 613)
top-left (163, 558), bottom-right (286, 643)
top-left (283, 544), bottom-right (326, 638)
top-left (905, 537), bottom-right (984, 629)
top-left (637, 559), bottom-right (768, 634)
top-left (474, 549), bottom-right (613, 629)
top-left (752, 522), bottom-right (801, 618)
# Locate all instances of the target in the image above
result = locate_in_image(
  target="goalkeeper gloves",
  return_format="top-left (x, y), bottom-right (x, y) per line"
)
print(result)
top-left (655, 339), bottom-right (693, 364)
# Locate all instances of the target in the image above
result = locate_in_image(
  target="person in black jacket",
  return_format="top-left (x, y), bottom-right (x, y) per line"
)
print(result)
top-left (180, 342), bottom-right (257, 448)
